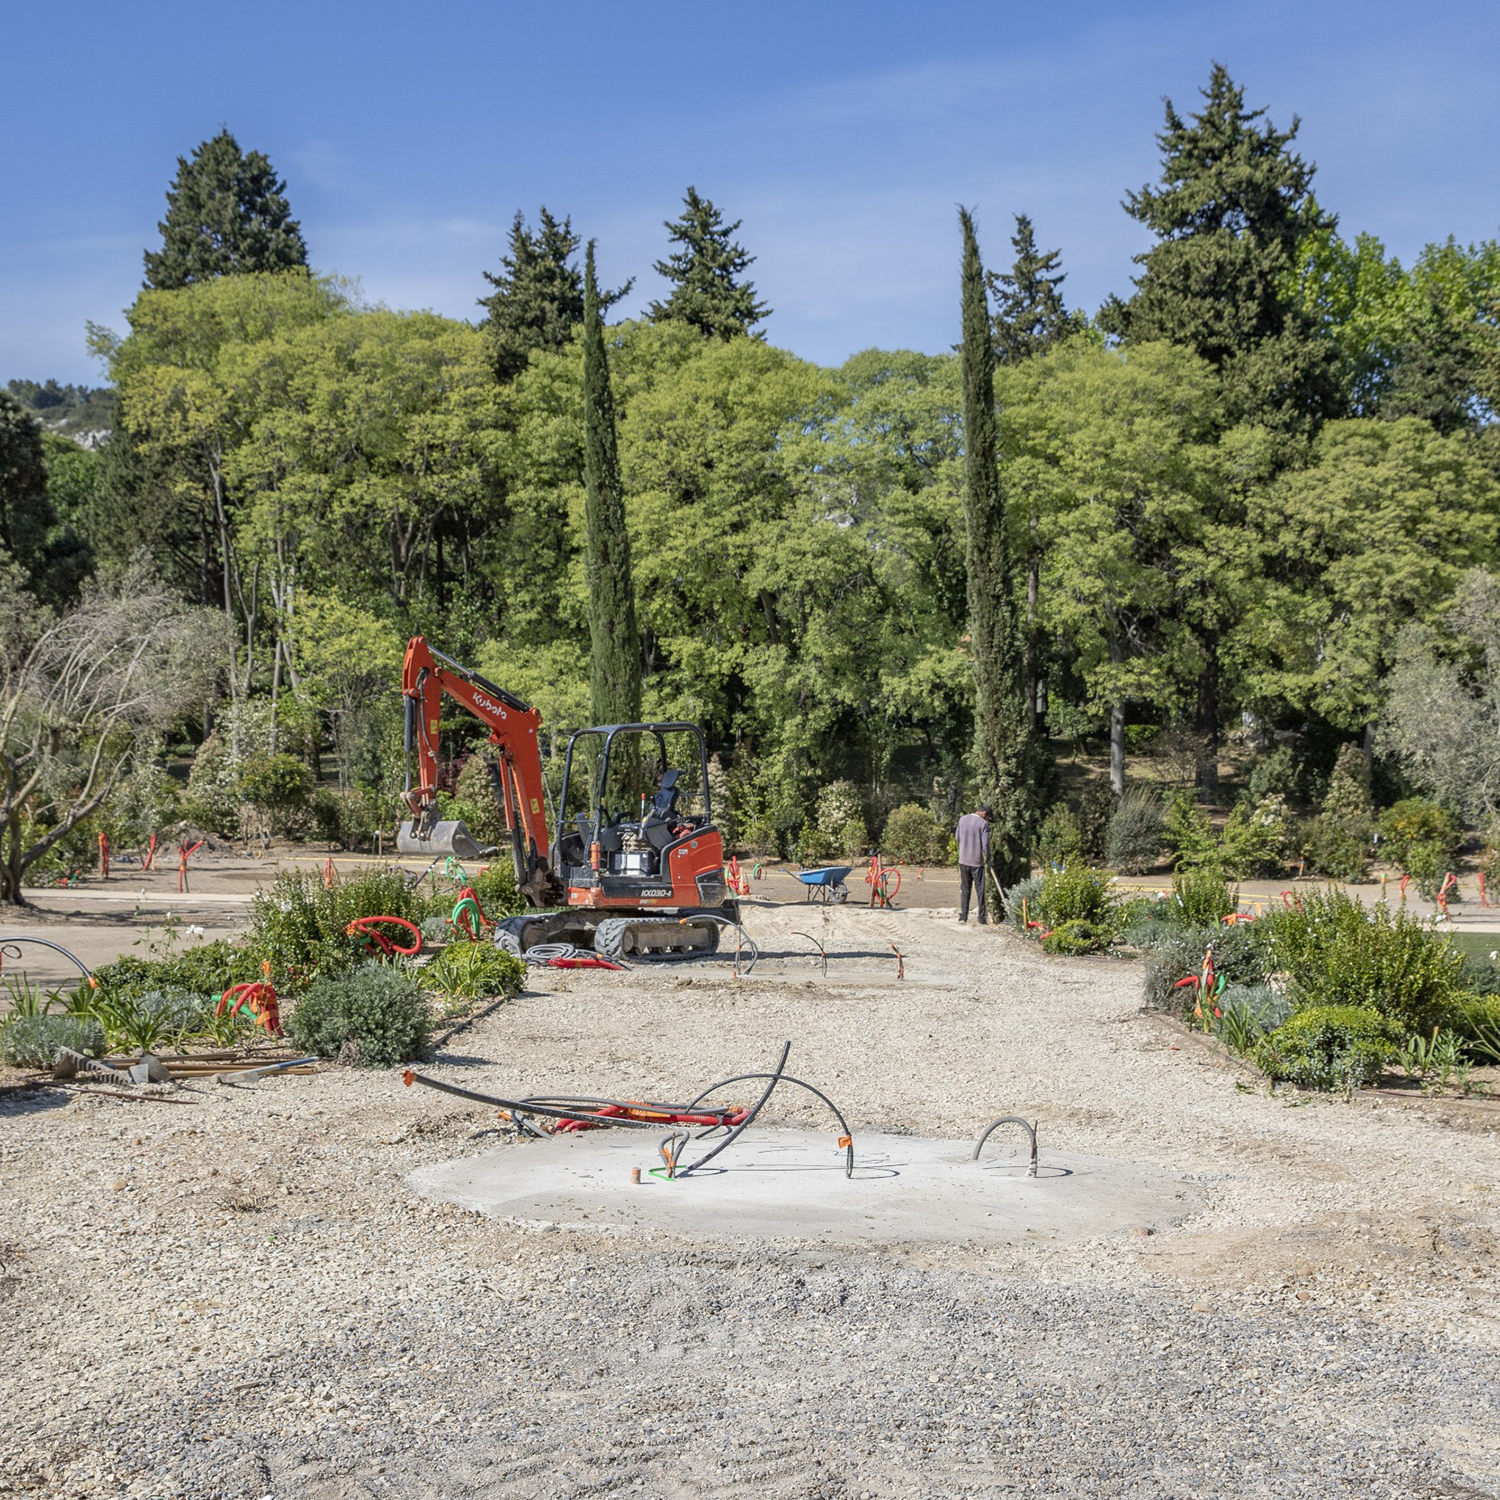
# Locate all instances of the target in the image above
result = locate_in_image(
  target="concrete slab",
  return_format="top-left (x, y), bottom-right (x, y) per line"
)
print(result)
top-left (407, 1128), bottom-right (1203, 1245)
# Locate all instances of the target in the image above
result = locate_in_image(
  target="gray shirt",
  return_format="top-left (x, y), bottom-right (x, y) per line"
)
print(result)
top-left (956, 812), bottom-right (990, 867)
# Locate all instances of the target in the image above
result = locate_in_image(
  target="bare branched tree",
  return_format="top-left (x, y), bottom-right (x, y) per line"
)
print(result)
top-left (0, 558), bottom-right (225, 903)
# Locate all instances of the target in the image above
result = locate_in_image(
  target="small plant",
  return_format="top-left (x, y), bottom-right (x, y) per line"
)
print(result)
top-left (1253, 1005), bottom-right (1400, 1094)
top-left (1140, 923), bottom-right (1271, 1012)
top-left (1, 974), bottom-right (65, 1020)
top-left (88, 990), bottom-right (180, 1055)
top-left (1213, 984), bottom-right (1292, 1055)
top-left (1037, 862), bottom-right (1114, 929)
top-left (1106, 789), bottom-right (1163, 874)
top-left (423, 943), bottom-right (526, 1004)
top-left (1395, 1027), bottom-right (1467, 1092)
top-left (285, 963), bottom-right (430, 1068)
top-left (1, 1012), bottom-right (106, 1068)
top-left (1002, 875), bottom-right (1045, 929)
top-left (1042, 920), bottom-right (1110, 956)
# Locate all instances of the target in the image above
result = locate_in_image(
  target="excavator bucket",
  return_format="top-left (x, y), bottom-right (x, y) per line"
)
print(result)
top-left (396, 819), bottom-right (496, 861)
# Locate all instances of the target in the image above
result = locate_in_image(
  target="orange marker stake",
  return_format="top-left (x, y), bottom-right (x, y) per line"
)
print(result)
top-left (97, 831), bottom-right (109, 879)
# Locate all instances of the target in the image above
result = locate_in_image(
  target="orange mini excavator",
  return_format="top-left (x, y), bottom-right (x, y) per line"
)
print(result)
top-left (396, 637), bottom-right (733, 960)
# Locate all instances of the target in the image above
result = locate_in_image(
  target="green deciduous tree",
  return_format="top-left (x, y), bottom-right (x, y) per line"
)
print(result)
top-left (649, 187), bottom-right (770, 340)
top-left (1000, 341), bottom-right (1223, 793)
top-left (1254, 418), bottom-right (1500, 733)
top-left (143, 129), bottom-right (308, 291)
top-left (479, 208), bottom-right (632, 383)
top-left (958, 208), bottom-right (1039, 884)
top-left (581, 243), bottom-right (642, 727)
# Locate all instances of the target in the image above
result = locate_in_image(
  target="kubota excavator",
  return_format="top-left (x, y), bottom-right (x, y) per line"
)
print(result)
top-left (396, 637), bottom-right (732, 960)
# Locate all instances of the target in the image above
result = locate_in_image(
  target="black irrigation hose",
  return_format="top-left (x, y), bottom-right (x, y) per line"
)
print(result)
top-left (403, 1071), bottom-right (709, 1131)
top-left (683, 1068), bottom-right (856, 1179)
top-left (972, 1115), bottom-right (1039, 1178)
top-left (0, 936), bottom-right (92, 980)
top-left (401, 1073), bottom-right (745, 1132)
top-left (661, 1041), bottom-right (791, 1179)
top-left (660, 1038), bottom-right (798, 1176)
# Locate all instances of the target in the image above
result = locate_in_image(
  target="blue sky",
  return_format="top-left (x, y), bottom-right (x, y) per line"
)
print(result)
top-left (4, 0), bottom-right (1498, 385)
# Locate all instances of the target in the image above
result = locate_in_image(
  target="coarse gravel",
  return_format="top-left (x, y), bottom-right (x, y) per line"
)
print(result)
top-left (3, 899), bottom-right (1499, 1498)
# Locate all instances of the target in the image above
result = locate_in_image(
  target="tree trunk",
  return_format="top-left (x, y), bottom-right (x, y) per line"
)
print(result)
top-left (1195, 636), bottom-right (1221, 803)
top-left (1110, 702), bottom-right (1126, 797)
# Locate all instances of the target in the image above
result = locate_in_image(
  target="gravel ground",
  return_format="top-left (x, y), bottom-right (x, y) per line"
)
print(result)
top-left (3, 899), bottom-right (1500, 1498)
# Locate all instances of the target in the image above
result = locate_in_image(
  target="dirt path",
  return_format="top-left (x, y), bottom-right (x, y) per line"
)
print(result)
top-left (2, 896), bottom-right (1500, 1496)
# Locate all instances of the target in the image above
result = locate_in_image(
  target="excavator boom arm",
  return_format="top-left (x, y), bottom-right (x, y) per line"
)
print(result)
top-left (401, 637), bottom-right (551, 866)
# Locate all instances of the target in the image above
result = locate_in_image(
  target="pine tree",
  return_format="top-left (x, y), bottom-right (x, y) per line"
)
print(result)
top-left (649, 187), bottom-right (770, 339)
top-left (581, 243), bottom-right (642, 726)
top-left (1102, 65), bottom-right (1338, 801)
top-left (479, 208), bottom-right (632, 383)
top-left (958, 208), bottom-right (1040, 888)
top-left (1101, 64), bottom-right (1338, 434)
top-left (143, 129), bottom-right (307, 290)
top-left (987, 215), bottom-right (1076, 364)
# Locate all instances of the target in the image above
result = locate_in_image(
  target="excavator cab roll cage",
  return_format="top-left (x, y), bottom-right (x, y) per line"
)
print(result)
top-left (554, 722), bottom-right (713, 886)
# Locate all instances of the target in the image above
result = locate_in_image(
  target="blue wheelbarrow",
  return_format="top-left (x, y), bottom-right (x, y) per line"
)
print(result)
top-left (795, 865), bottom-right (851, 904)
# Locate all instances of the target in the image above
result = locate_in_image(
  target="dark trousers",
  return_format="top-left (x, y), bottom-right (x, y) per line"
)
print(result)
top-left (958, 863), bottom-right (987, 923)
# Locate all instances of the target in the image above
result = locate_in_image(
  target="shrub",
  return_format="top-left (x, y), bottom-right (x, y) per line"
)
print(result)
top-left (1261, 889), bottom-right (1466, 1033)
top-left (803, 780), bottom-right (869, 860)
top-left (1172, 868), bottom-right (1237, 926)
top-left (1002, 875), bottom-right (1044, 931)
top-left (1169, 794), bottom-right (1283, 878)
top-left (1252, 1005), bottom-right (1400, 1092)
top-left (233, 752), bottom-right (313, 836)
top-left (881, 803), bottom-right (950, 865)
top-left (90, 941), bottom-right (261, 1006)
top-left (1322, 744), bottom-right (1375, 823)
top-left (1036, 804), bottom-right (1083, 869)
top-left (1042, 919), bottom-right (1111, 955)
top-left (182, 734), bottom-right (241, 837)
top-left (1299, 813), bottom-right (1371, 883)
top-left (311, 787), bottom-right (388, 852)
top-left (1140, 923), bottom-right (1271, 1012)
top-left (1107, 789), bottom-right (1164, 874)
top-left (1077, 783), bottom-right (1116, 862)
top-left (1037, 863), bottom-right (1114, 928)
top-left (1246, 747), bottom-right (1301, 807)
top-left (248, 866), bottom-right (427, 989)
top-left (1, 1013), bottom-right (105, 1068)
top-left (1379, 798), bottom-right (1463, 898)
top-left (423, 943), bottom-right (526, 1003)
top-left (286, 963), bottom-right (430, 1068)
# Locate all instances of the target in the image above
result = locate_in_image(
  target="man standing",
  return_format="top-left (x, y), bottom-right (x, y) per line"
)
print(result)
top-left (956, 804), bottom-right (992, 924)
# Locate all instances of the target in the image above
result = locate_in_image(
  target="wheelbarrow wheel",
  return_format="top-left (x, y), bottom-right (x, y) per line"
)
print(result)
top-left (832, 882), bottom-right (849, 904)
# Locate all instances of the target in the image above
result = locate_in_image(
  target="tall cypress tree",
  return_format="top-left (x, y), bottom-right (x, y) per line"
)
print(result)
top-left (649, 187), bottom-right (770, 340)
top-left (581, 243), bottom-right (642, 727)
top-left (479, 208), bottom-right (632, 383)
top-left (987, 214), bottom-right (1076, 364)
top-left (959, 208), bottom-right (1039, 888)
top-left (143, 129), bottom-right (307, 290)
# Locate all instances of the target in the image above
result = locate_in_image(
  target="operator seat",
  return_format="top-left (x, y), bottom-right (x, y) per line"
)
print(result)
top-left (640, 770), bottom-right (683, 852)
